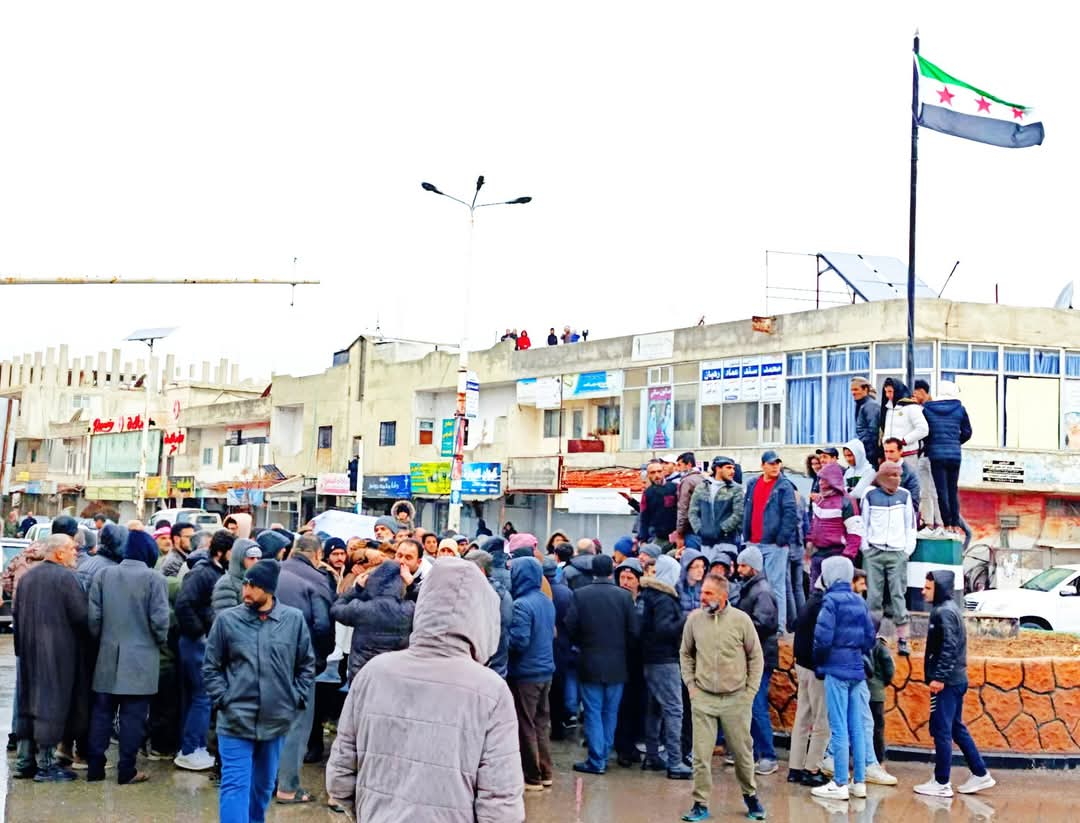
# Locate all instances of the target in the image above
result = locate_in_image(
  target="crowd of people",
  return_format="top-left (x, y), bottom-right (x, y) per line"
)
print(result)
top-left (499, 325), bottom-right (590, 350)
top-left (2, 372), bottom-right (993, 822)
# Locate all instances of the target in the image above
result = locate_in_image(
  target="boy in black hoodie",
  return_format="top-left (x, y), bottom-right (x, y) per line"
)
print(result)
top-left (914, 571), bottom-right (995, 798)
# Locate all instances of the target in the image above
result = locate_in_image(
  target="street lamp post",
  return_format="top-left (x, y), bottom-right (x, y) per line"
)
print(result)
top-left (125, 327), bottom-right (176, 521)
top-left (420, 177), bottom-right (531, 534)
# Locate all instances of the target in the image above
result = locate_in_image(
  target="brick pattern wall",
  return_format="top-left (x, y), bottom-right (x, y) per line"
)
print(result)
top-left (770, 641), bottom-right (1080, 754)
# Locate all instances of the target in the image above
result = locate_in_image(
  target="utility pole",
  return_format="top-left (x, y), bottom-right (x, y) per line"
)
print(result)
top-left (420, 177), bottom-right (532, 533)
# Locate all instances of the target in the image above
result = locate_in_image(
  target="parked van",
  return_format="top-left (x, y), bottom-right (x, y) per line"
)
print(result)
top-left (150, 508), bottom-right (223, 530)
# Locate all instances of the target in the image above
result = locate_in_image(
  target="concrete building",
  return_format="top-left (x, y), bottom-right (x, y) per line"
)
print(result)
top-left (343, 298), bottom-right (1080, 554)
top-left (0, 347), bottom-right (265, 521)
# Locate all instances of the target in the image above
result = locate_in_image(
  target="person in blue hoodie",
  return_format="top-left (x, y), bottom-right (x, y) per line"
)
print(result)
top-left (921, 381), bottom-right (973, 537)
top-left (677, 548), bottom-right (707, 616)
top-left (811, 556), bottom-right (876, 803)
top-left (508, 556), bottom-right (556, 791)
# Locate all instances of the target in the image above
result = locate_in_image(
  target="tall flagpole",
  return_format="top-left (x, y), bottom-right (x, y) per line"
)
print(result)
top-left (906, 32), bottom-right (920, 391)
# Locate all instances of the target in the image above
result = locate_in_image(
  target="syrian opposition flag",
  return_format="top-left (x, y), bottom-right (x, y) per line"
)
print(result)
top-left (916, 55), bottom-right (1044, 148)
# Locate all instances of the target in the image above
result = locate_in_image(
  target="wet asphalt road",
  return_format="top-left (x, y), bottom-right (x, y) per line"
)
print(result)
top-left (1, 634), bottom-right (1076, 821)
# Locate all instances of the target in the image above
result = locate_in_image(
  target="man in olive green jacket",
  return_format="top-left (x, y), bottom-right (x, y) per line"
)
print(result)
top-left (679, 573), bottom-right (766, 822)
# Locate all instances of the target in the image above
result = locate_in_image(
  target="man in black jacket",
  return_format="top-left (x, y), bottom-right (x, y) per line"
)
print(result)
top-left (915, 571), bottom-right (995, 798)
top-left (204, 560), bottom-right (315, 823)
top-left (567, 554), bottom-right (640, 775)
top-left (639, 554), bottom-right (690, 779)
top-left (174, 529), bottom-right (235, 771)
top-left (274, 534), bottom-right (334, 802)
top-left (789, 579), bottom-right (828, 786)
top-left (639, 461), bottom-right (677, 546)
top-left (735, 546), bottom-right (779, 777)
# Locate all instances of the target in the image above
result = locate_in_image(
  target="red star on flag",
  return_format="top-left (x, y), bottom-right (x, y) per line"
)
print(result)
top-left (937, 86), bottom-right (955, 105)
top-left (976, 96), bottom-right (992, 113)
top-left (1012, 107), bottom-right (1025, 120)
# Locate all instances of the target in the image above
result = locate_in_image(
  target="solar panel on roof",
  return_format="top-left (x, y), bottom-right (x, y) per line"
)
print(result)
top-left (819, 253), bottom-right (937, 302)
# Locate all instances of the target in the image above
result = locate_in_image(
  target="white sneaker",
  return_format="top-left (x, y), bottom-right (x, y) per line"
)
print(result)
top-left (811, 781), bottom-right (849, 801)
top-left (173, 749), bottom-right (215, 771)
top-left (917, 528), bottom-right (936, 538)
top-left (850, 782), bottom-right (867, 798)
top-left (865, 764), bottom-right (898, 785)
top-left (914, 778), bottom-right (954, 798)
top-left (820, 756), bottom-right (834, 777)
top-left (957, 772), bottom-right (996, 795)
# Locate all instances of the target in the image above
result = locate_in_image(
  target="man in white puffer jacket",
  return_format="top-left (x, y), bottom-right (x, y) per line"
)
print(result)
top-left (879, 378), bottom-right (929, 473)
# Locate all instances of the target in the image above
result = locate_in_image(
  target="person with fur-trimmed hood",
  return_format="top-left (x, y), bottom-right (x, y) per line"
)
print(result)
top-left (391, 500), bottom-right (415, 530)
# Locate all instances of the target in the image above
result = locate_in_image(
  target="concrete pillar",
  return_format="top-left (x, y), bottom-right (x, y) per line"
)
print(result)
top-left (201, 361), bottom-right (210, 383)
top-left (12, 357), bottom-right (22, 386)
top-left (123, 362), bottom-right (133, 383)
top-left (149, 356), bottom-right (160, 394)
top-left (32, 352), bottom-right (42, 384)
top-left (164, 354), bottom-right (176, 388)
top-left (189, 364), bottom-right (196, 380)
top-left (0, 362), bottom-right (8, 389)
top-left (111, 349), bottom-right (122, 386)
top-left (216, 358), bottom-right (228, 385)
top-left (83, 356), bottom-right (94, 386)
top-left (58, 345), bottom-right (69, 385)
top-left (97, 352), bottom-right (107, 387)
top-left (230, 364), bottom-right (240, 385)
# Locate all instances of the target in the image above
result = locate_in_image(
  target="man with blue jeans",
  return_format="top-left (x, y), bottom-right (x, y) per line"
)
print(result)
top-left (742, 451), bottom-right (798, 636)
top-left (205, 560), bottom-right (315, 823)
top-left (734, 546), bottom-right (780, 776)
top-left (567, 554), bottom-right (639, 774)
top-left (174, 529), bottom-right (235, 771)
top-left (915, 571), bottom-right (995, 798)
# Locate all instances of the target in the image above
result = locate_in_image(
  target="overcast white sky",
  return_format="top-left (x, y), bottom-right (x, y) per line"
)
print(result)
top-left (0, 1), bottom-right (1073, 382)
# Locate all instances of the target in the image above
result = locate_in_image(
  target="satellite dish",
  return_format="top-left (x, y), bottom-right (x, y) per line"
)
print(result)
top-left (1053, 281), bottom-right (1076, 310)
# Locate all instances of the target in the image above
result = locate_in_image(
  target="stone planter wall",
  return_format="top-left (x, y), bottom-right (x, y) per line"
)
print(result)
top-left (769, 641), bottom-right (1080, 755)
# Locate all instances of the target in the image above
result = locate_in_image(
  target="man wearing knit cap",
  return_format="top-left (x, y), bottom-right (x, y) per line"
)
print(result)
top-left (204, 560), bottom-right (315, 823)
top-left (567, 554), bottom-right (640, 775)
top-left (735, 546), bottom-right (780, 777)
top-left (613, 536), bottom-right (636, 565)
top-left (372, 516), bottom-right (400, 543)
top-left (507, 533), bottom-right (553, 599)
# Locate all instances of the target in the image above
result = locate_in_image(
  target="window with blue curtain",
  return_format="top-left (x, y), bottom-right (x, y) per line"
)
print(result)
top-left (827, 349), bottom-right (847, 373)
top-left (826, 375), bottom-right (855, 443)
top-left (941, 344), bottom-right (968, 370)
top-left (787, 353), bottom-right (803, 377)
top-left (941, 371), bottom-right (956, 382)
top-left (916, 343), bottom-right (934, 369)
top-left (850, 348), bottom-right (870, 372)
top-left (1004, 348), bottom-right (1030, 374)
top-left (972, 346), bottom-right (998, 371)
top-left (1033, 349), bottom-right (1060, 375)
top-left (806, 351), bottom-right (823, 374)
top-left (786, 377), bottom-right (821, 444)
top-left (1067, 352), bottom-right (1080, 378)
top-left (875, 343), bottom-right (903, 370)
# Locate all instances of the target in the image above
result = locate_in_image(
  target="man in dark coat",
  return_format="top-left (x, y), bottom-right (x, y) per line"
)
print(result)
top-left (851, 376), bottom-right (882, 466)
top-left (639, 554), bottom-right (691, 778)
top-left (18, 511), bottom-right (36, 538)
top-left (86, 529), bottom-right (169, 784)
top-left (274, 533), bottom-right (334, 803)
top-left (331, 560), bottom-right (415, 684)
top-left (916, 570), bottom-right (995, 797)
top-left (542, 558), bottom-right (577, 739)
top-left (204, 560), bottom-right (316, 823)
top-left (735, 546), bottom-right (780, 777)
top-left (639, 461), bottom-right (678, 545)
top-left (13, 534), bottom-right (88, 782)
top-left (566, 554), bottom-right (640, 775)
top-left (174, 528), bottom-right (235, 771)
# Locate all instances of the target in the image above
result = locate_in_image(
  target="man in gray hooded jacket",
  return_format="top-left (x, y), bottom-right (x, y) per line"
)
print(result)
top-left (327, 557), bottom-right (524, 822)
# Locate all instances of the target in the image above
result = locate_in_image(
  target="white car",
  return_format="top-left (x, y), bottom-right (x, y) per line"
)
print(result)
top-left (964, 564), bottom-right (1080, 633)
top-left (150, 508), bottom-right (223, 530)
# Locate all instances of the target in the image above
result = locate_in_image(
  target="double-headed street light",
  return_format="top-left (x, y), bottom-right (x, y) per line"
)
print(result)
top-left (420, 176), bottom-right (531, 534)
